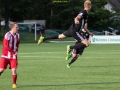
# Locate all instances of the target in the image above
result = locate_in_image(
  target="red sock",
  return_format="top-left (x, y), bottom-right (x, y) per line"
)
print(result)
top-left (12, 74), bottom-right (17, 84)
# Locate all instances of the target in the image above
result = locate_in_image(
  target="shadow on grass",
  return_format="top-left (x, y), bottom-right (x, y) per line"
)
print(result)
top-left (19, 81), bottom-right (120, 88)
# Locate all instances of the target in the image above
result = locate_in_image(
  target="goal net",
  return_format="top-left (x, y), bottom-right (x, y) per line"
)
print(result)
top-left (17, 22), bottom-right (39, 42)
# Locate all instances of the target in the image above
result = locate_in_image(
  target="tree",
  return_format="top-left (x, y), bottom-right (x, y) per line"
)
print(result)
top-left (109, 8), bottom-right (120, 33)
top-left (88, 0), bottom-right (112, 30)
top-left (0, 0), bottom-right (113, 30)
top-left (1, 0), bottom-right (33, 21)
top-left (49, 0), bottom-right (84, 29)
top-left (5, 0), bottom-right (9, 31)
top-left (0, 0), bottom-right (2, 31)
top-left (49, 0), bottom-right (112, 30)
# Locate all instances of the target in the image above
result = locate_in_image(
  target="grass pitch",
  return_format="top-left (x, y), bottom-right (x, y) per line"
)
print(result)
top-left (0, 43), bottom-right (120, 90)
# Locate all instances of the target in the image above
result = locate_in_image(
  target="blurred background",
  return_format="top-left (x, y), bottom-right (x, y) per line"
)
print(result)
top-left (0, 0), bottom-right (120, 42)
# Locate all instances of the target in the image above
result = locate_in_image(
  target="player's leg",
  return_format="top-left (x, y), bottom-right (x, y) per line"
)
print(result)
top-left (67, 48), bottom-right (84, 68)
top-left (11, 68), bottom-right (17, 88)
top-left (66, 41), bottom-right (79, 60)
top-left (70, 42), bottom-right (86, 49)
top-left (10, 58), bottom-right (18, 88)
top-left (0, 58), bottom-right (9, 76)
top-left (11, 69), bottom-right (17, 88)
top-left (38, 34), bottom-right (67, 45)
top-left (67, 54), bottom-right (79, 68)
top-left (38, 34), bottom-right (58, 45)
top-left (70, 40), bottom-right (90, 50)
top-left (67, 31), bottom-right (89, 52)
top-left (38, 28), bottom-right (71, 45)
top-left (66, 31), bottom-right (82, 54)
top-left (67, 40), bottom-right (89, 54)
top-left (66, 46), bottom-right (72, 61)
top-left (66, 45), bottom-right (72, 60)
top-left (67, 49), bottom-right (78, 68)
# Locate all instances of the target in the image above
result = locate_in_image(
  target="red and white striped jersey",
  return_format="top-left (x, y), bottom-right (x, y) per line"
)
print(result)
top-left (1, 31), bottom-right (20, 59)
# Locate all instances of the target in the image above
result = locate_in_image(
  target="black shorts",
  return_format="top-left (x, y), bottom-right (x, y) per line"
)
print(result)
top-left (63, 25), bottom-right (84, 42)
top-left (72, 48), bottom-right (84, 55)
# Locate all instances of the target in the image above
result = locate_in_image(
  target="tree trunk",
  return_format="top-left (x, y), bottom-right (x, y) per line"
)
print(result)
top-left (5, 0), bottom-right (9, 32)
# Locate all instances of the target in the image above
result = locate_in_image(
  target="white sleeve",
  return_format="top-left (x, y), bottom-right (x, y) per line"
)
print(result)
top-left (5, 33), bottom-right (10, 40)
top-left (17, 33), bottom-right (20, 39)
top-left (78, 13), bottom-right (83, 17)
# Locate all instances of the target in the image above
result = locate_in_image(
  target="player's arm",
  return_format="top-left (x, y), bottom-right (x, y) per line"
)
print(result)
top-left (15, 39), bottom-right (20, 56)
top-left (74, 14), bottom-right (82, 24)
top-left (83, 23), bottom-right (93, 36)
top-left (81, 23), bottom-right (92, 46)
top-left (3, 33), bottom-right (15, 54)
top-left (3, 39), bottom-right (15, 54)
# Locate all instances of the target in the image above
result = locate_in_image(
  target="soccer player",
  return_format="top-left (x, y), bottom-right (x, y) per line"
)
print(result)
top-left (66, 28), bottom-right (90, 68)
top-left (0, 22), bottom-right (20, 88)
top-left (38, 0), bottom-right (93, 48)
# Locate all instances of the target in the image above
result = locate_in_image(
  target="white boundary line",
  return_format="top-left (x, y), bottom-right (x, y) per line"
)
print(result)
top-left (49, 41), bottom-right (75, 43)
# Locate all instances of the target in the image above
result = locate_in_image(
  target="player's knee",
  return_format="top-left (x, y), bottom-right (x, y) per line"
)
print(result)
top-left (12, 71), bottom-right (17, 75)
top-left (82, 39), bottom-right (89, 46)
top-left (72, 54), bottom-right (77, 58)
top-left (83, 42), bottom-right (89, 46)
top-left (58, 34), bottom-right (66, 39)
top-left (11, 69), bottom-right (17, 75)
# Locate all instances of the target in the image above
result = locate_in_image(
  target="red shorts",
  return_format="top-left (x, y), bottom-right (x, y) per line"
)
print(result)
top-left (0, 57), bottom-right (18, 69)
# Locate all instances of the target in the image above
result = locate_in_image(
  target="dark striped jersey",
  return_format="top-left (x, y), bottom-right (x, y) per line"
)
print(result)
top-left (75, 30), bottom-right (89, 45)
top-left (72, 10), bottom-right (88, 32)
top-left (80, 30), bottom-right (89, 40)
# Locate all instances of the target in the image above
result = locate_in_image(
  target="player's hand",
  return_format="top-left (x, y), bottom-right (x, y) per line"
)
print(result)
top-left (82, 39), bottom-right (90, 46)
top-left (14, 52), bottom-right (18, 56)
top-left (74, 15), bottom-right (81, 24)
top-left (75, 39), bottom-right (78, 42)
top-left (88, 40), bottom-right (91, 45)
top-left (89, 32), bottom-right (94, 37)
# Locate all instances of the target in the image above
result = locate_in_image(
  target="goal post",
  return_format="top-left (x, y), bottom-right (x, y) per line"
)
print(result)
top-left (17, 22), bottom-right (37, 41)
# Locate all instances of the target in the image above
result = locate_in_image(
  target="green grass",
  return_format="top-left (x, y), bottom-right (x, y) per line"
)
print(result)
top-left (0, 43), bottom-right (120, 90)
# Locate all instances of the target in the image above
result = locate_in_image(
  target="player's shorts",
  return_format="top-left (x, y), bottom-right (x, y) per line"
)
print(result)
top-left (0, 57), bottom-right (18, 69)
top-left (72, 48), bottom-right (84, 55)
top-left (63, 25), bottom-right (84, 42)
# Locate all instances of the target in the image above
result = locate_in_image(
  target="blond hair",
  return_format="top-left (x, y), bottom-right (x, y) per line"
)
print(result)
top-left (9, 22), bottom-right (17, 29)
top-left (84, 0), bottom-right (92, 8)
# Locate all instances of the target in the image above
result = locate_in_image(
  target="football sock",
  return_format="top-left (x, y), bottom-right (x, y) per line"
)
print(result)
top-left (70, 43), bottom-right (86, 50)
top-left (69, 54), bottom-right (72, 59)
top-left (69, 57), bottom-right (77, 65)
top-left (44, 34), bottom-right (58, 41)
top-left (66, 54), bottom-right (72, 60)
top-left (12, 74), bottom-right (17, 84)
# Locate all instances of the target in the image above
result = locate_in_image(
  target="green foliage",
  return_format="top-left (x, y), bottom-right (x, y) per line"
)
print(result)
top-left (91, 0), bottom-right (107, 9)
top-left (88, 8), bottom-right (112, 30)
top-left (1, 0), bottom-right (34, 21)
top-left (88, 0), bottom-right (112, 30)
top-left (29, 0), bottom-right (51, 20)
top-left (0, 33), bottom-right (3, 41)
top-left (49, 0), bottom-right (112, 30)
top-left (109, 8), bottom-right (120, 32)
top-left (50, 0), bottom-right (84, 29)
top-left (0, 0), bottom-right (117, 31)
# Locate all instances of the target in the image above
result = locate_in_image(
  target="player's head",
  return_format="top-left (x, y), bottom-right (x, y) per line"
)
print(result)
top-left (9, 22), bottom-right (19, 34)
top-left (84, 0), bottom-right (92, 11)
